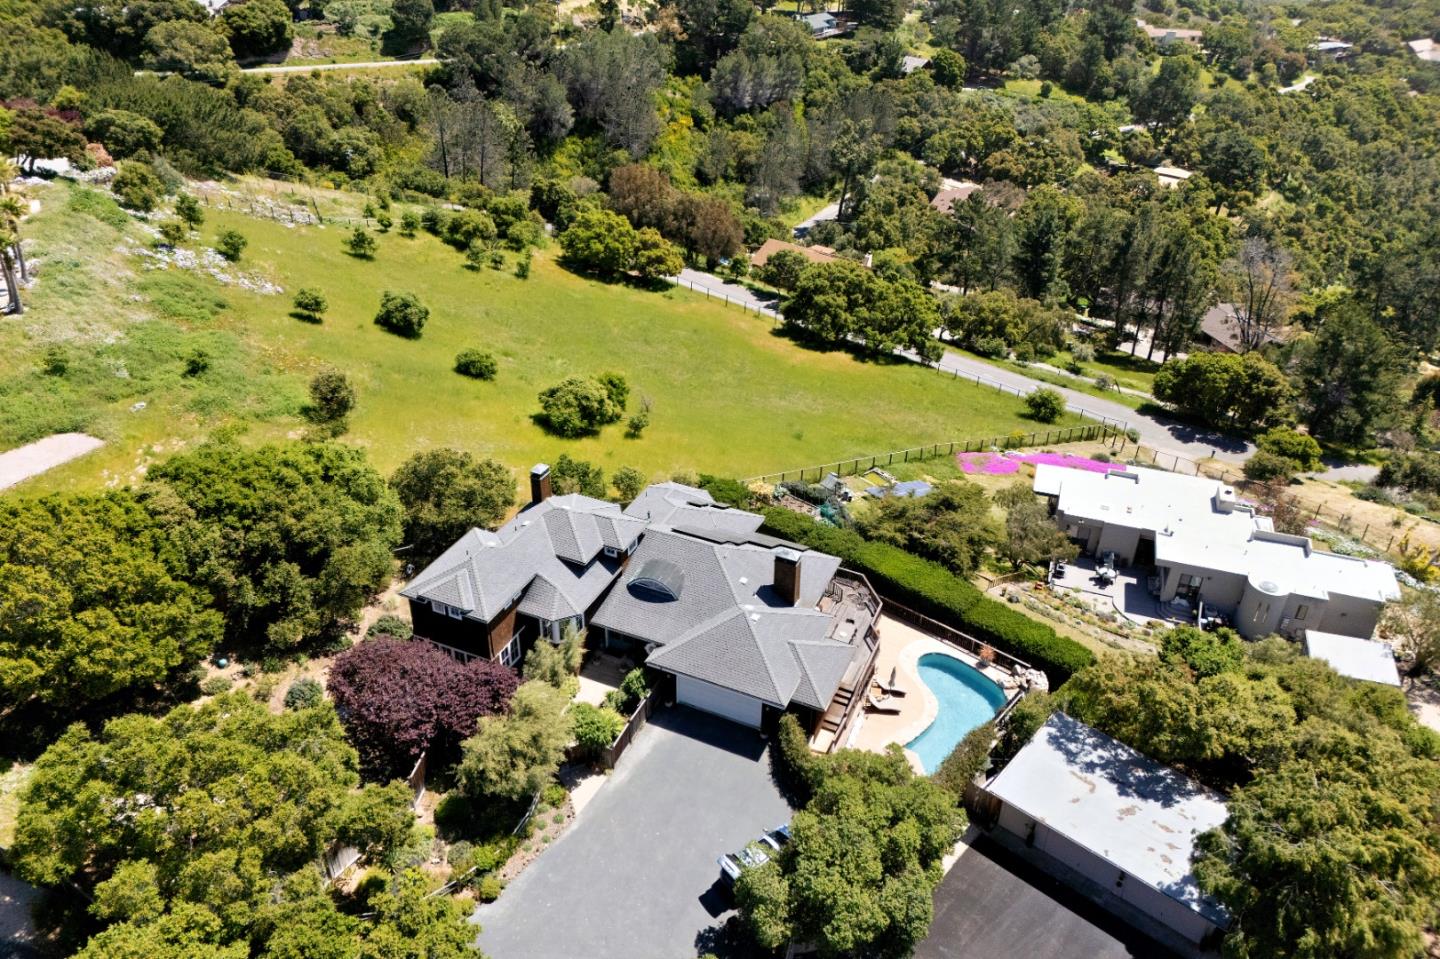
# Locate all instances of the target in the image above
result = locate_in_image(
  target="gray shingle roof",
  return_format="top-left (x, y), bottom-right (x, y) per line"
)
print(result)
top-left (592, 527), bottom-right (858, 709)
top-left (624, 483), bottom-right (766, 538)
top-left (402, 494), bottom-right (636, 622)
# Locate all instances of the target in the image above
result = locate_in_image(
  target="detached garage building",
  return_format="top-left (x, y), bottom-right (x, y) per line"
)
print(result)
top-left (980, 713), bottom-right (1230, 949)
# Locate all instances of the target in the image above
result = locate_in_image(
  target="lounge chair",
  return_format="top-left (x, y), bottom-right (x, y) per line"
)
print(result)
top-left (866, 693), bottom-right (902, 715)
top-left (874, 666), bottom-right (908, 698)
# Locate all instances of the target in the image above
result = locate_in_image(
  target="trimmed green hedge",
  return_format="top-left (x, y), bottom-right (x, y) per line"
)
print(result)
top-left (761, 508), bottom-right (1094, 685)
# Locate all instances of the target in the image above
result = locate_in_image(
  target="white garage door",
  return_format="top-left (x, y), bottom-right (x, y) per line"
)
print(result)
top-left (675, 674), bottom-right (764, 728)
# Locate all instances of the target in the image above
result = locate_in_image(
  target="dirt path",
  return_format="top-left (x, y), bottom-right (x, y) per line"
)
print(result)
top-left (0, 433), bottom-right (104, 491)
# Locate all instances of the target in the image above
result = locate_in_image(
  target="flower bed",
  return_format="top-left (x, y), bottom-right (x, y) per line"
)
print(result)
top-left (957, 451), bottom-right (1124, 476)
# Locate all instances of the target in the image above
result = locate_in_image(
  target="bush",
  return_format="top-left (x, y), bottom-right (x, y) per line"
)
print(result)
top-left (293, 288), bottom-right (328, 319)
top-left (374, 290), bottom-right (428, 339)
top-left (760, 508), bottom-right (1093, 686)
top-left (284, 677), bottom-right (324, 710)
top-left (306, 368), bottom-right (357, 426)
top-left (537, 376), bottom-right (623, 437)
top-left (774, 714), bottom-right (822, 803)
top-left (346, 227), bottom-right (378, 258)
top-left (476, 875), bottom-right (504, 902)
top-left (112, 161), bottom-right (164, 211)
top-left (157, 219), bottom-right (187, 247)
top-left (972, 335), bottom-right (1008, 358)
top-left (367, 614), bottom-right (413, 640)
top-left (199, 675), bottom-right (232, 695)
top-left (1070, 341), bottom-right (1095, 364)
top-left (454, 349), bottom-right (498, 380)
top-left (183, 349), bottom-right (210, 377)
top-left (215, 229), bottom-right (247, 262)
top-left (933, 721), bottom-right (996, 797)
top-left (1243, 449), bottom-right (1298, 483)
top-left (1256, 428), bottom-right (1323, 472)
top-left (571, 702), bottom-right (626, 759)
top-left (1024, 388), bottom-right (1065, 423)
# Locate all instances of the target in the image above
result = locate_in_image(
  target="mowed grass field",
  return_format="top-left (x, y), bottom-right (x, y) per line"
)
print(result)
top-left (11, 181), bottom-right (1078, 492)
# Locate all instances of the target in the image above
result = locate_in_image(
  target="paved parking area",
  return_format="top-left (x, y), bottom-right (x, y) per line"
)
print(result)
top-left (917, 836), bottom-right (1179, 959)
top-left (472, 707), bottom-right (792, 959)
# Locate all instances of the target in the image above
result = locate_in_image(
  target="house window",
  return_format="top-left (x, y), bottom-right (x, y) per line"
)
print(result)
top-left (447, 605), bottom-right (462, 620)
top-left (1295, 604), bottom-right (1309, 620)
top-left (497, 635), bottom-right (522, 667)
top-left (433, 601), bottom-right (449, 617)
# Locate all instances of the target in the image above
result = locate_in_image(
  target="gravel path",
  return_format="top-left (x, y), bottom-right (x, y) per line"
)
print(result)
top-left (0, 433), bottom-right (105, 491)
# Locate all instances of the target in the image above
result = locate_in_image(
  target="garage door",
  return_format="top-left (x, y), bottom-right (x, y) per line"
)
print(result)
top-left (675, 674), bottom-right (764, 728)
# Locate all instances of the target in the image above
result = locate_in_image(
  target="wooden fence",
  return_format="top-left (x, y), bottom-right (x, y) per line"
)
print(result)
top-left (601, 685), bottom-right (663, 769)
top-left (744, 423), bottom-right (1118, 486)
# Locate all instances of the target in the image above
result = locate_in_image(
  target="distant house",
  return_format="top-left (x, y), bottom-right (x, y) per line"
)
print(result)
top-left (865, 480), bottom-right (932, 499)
top-left (1310, 38), bottom-right (1353, 59)
top-left (1302, 630), bottom-right (1401, 686)
top-left (929, 180), bottom-right (983, 215)
top-left (979, 713), bottom-right (1230, 948)
top-left (1408, 38), bottom-right (1440, 62)
top-left (1034, 464), bottom-right (1401, 641)
top-left (1136, 18), bottom-right (1204, 47)
top-left (799, 11), bottom-right (838, 36)
top-left (591, 504), bottom-right (880, 735)
top-left (1198, 302), bottom-right (1291, 353)
top-left (1152, 164), bottom-right (1193, 188)
top-left (750, 237), bottom-right (838, 269)
top-left (402, 465), bottom-right (646, 666)
top-left (900, 55), bottom-right (930, 75)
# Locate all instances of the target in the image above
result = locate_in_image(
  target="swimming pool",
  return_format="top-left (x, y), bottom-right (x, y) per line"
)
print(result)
top-left (905, 653), bottom-right (1009, 774)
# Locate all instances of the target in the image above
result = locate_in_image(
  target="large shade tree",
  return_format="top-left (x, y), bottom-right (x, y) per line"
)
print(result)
top-left (145, 440), bottom-right (402, 651)
top-left (390, 448), bottom-right (516, 562)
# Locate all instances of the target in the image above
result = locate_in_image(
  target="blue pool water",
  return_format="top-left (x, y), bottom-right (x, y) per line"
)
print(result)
top-left (905, 653), bottom-right (1009, 774)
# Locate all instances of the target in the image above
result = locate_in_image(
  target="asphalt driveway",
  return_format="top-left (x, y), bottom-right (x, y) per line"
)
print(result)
top-left (472, 706), bottom-right (793, 959)
top-left (917, 836), bottom-right (1179, 959)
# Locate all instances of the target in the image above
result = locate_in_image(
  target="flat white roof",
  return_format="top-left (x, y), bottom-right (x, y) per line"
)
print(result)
top-left (986, 713), bottom-right (1230, 927)
top-left (1034, 463), bottom-right (1400, 606)
top-left (1303, 630), bottom-right (1402, 686)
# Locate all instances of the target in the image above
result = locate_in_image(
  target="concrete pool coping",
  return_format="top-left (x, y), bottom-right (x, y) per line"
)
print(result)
top-left (849, 615), bottom-right (1021, 771)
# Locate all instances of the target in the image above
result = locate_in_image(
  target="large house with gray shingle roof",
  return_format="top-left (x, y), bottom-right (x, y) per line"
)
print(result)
top-left (403, 466), bottom-right (881, 737)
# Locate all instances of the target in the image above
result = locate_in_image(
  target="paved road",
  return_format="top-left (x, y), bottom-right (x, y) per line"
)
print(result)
top-left (674, 268), bottom-right (778, 315)
top-left (793, 202), bottom-right (839, 237)
top-left (0, 433), bottom-right (104, 491)
top-left (0, 870), bottom-right (43, 959)
top-left (918, 836), bottom-right (1178, 959)
top-left (473, 707), bottom-right (791, 959)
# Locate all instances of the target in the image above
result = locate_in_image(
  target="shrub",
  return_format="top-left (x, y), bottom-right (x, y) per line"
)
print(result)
top-left (516, 252), bottom-right (532, 279)
top-left (537, 376), bottom-right (623, 437)
top-left (571, 702), bottom-right (626, 759)
top-left (293, 288), bottom-right (328, 319)
top-left (625, 407), bottom-right (650, 438)
top-left (399, 211), bottom-right (420, 236)
top-left (215, 229), bottom-right (247, 262)
top-left (199, 675), bottom-right (232, 695)
top-left (112, 161), bottom-right (164, 211)
top-left (367, 614), bottom-right (413, 640)
top-left (346, 227), bottom-right (378, 258)
top-left (476, 876), bottom-right (504, 902)
top-left (774, 714), bottom-right (822, 803)
top-left (307, 368), bottom-right (357, 426)
top-left (933, 720), bottom-right (996, 797)
top-left (183, 349), bottom-right (210, 377)
top-left (1070, 341), bottom-right (1095, 364)
top-left (284, 677), bottom-right (324, 710)
top-left (760, 509), bottom-right (1093, 685)
top-left (374, 290), bottom-right (428, 339)
top-left (1024, 388), bottom-right (1065, 423)
top-left (157, 219), bottom-right (186, 247)
top-left (1243, 449), bottom-right (1298, 483)
top-left (454, 349), bottom-right (498, 380)
top-left (972, 335), bottom-right (1008, 358)
top-left (1256, 428), bottom-right (1323, 472)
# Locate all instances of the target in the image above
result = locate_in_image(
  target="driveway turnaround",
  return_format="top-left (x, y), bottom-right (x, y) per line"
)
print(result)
top-left (917, 836), bottom-right (1179, 959)
top-left (473, 707), bottom-right (793, 959)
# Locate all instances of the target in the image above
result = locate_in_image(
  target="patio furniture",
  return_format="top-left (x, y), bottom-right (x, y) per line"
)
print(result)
top-left (874, 666), bottom-right (908, 698)
top-left (866, 693), bottom-right (902, 714)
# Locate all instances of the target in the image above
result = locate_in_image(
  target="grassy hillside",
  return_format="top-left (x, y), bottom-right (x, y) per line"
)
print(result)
top-left (9, 181), bottom-right (1077, 492)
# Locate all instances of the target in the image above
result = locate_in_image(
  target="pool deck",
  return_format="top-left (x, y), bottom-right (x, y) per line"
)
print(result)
top-left (848, 615), bottom-right (1022, 772)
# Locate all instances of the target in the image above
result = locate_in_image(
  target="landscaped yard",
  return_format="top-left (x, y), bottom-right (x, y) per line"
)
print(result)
top-left (10, 181), bottom-right (1079, 494)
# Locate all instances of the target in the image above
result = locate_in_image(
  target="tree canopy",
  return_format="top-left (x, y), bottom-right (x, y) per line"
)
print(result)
top-left (390, 448), bottom-right (516, 562)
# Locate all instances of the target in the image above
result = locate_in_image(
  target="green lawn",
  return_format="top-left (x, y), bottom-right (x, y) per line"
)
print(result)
top-left (12, 182), bottom-right (1078, 493)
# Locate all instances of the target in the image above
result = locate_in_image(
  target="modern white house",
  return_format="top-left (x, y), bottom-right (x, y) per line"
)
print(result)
top-left (1034, 464), bottom-right (1400, 641)
top-left (980, 712), bottom-right (1230, 948)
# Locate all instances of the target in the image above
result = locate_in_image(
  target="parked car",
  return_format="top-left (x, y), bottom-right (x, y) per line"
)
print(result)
top-left (717, 825), bottom-right (791, 888)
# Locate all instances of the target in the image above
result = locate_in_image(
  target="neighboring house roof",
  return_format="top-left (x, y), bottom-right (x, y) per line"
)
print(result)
top-left (800, 11), bottom-right (836, 29)
top-left (402, 494), bottom-right (645, 623)
top-left (1135, 18), bottom-right (1203, 42)
top-left (1409, 38), bottom-right (1440, 61)
top-left (1034, 463), bottom-right (1401, 608)
top-left (592, 524), bottom-right (858, 709)
top-left (1153, 165), bottom-right (1193, 187)
top-left (986, 713), bottom-right (1230, 929)
top-left (751, 238), bottom-right (839, 269)
top-left (930, 181), bottom-right (983, 215)
top-left (1199, 303), bottom-right (1290, 353)
top-left (1303, 630), bottom-right (1402, 687)
top-left (866, 480), bottom-right (933, 499)
top-left (901, 55), bottom-right (930, 75)
top-left (1311, 39), bottom-right (1352, 52)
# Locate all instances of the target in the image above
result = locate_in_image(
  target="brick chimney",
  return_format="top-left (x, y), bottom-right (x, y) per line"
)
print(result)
top-left (530, 464), bottom-right (552, 505)
top-left (773, 547), bottom-right (802, 606)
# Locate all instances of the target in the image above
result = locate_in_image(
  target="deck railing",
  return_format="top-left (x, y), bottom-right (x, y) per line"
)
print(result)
top-left (880, 597), bottom-right (1033, 677)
